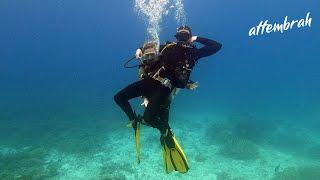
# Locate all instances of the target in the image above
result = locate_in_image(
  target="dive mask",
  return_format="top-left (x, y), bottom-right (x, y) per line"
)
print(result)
top-left (175, 29), bottom-right (191, 42)
top-left (142, 42), bottom-right (158, 64)
top-left (142, 51), bottom-right (156, 61)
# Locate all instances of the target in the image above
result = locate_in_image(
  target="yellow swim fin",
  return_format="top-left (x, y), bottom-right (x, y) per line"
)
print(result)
top-left (161, 130), bottom-right (189, 173)
top-left (133, 121), bottom-right (141, 164)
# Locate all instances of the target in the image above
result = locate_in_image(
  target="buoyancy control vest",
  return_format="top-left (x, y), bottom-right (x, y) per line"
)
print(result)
top-left (159, 42), bottom-right (197, 88)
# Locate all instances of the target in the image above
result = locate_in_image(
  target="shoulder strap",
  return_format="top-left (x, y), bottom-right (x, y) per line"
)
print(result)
top-left (160, 42), bottom-right (177, 55)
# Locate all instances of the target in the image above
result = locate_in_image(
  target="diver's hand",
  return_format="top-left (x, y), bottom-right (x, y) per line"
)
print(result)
top-left (127, 119), bottom-right (139, 129)
top-left (186, 82), bottom-right (198, 90)
top-left (126, 121), bottom-right (134, 128)
top-left (135, 49), bottom-right (143, 59)
top-left (141, 97), bottom-right (149, 107)
top-left (189, 36), bottom-right (198, 43)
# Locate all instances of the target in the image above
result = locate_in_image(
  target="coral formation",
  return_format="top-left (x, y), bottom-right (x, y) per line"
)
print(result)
top-left (195, 153), bottom-right (206, 162)
top-left (206, 120), bottom-right (233, 144)
top-left (0, 147), bottom-right (59, 179)
top-left (230, 113), bottom-right (276, 143)
top-left (216, 171), bottom-right (231, 180)
top-left (206, 112), bottom-right (277, 146)
top-left (99, 163), bottom-right (133, 180)
top-left (216, 171), bottom-right (246, 180)
top-left (268, 128), bottom-right (313, 153)
top-left (273, 166), bottom-right (320, 180)
top-left (218, 137), bottom-right (260, 160)
top-left (42, 128), bottom-right (104, 155)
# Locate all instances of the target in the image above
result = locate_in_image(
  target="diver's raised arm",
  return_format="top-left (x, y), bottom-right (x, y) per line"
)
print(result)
top-left (194, 36), bottom-right (222, 59)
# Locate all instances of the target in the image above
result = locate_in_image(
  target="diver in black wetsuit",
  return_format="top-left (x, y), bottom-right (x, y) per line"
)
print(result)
top-left (114, 25), bottom-right (222, 134)
top-left (114, 25), bottom-right (222, 173)
top-left (114, 42), bottom-right (173, 133)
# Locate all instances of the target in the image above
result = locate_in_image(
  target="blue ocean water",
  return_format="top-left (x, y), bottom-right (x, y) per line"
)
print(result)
top-left (0, 0), bottom-right (319, 179)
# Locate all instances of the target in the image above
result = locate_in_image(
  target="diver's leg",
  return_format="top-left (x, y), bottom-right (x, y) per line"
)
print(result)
top-left (143, 94), bottom-right (161, 128)
top-left (143, 83), bottom-right (189, 173)
top-left (157, 101), bottom-right (171, 134)
top-left (159, 101), bottom-right (189, 174)
top-left (114, 79), bottom-right (152, 121)
top-left (143, 84), bottom-right (171, 133)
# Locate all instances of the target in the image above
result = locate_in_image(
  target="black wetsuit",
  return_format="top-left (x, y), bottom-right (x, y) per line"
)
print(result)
top-left (114, 37), bottom-right (222, 134)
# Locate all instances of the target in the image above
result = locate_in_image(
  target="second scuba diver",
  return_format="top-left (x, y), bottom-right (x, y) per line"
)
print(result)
top-left (114, 25), bottom-right (222, 173)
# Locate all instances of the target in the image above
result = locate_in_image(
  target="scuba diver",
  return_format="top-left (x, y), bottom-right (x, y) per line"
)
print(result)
top-left (114, 25), bottom-right (222, 173)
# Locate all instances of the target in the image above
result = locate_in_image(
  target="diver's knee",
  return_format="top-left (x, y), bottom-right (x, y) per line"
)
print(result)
top-left (113, 93), bottom-right (122, 105)
top-left (142, 113), bottom-right (152, 124)
top-left (143, 115), bottom-right (169, 133)
top-left (143, 114), bottom-right (158, 128)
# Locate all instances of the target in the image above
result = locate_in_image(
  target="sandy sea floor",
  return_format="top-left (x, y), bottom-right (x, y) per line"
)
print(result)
top-left (1, 113), bottom-right (319, 180)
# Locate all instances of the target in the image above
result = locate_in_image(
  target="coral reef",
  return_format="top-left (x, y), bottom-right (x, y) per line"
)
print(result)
top-left (98, 163), bottom-right (133, 180)
top-left (268, 128), bottom-right (313, 153)
top-left (216, 171), bottom-right (231, 180)
top-left (42, 128), bottom-right (104, 156)
top-left (216, 171), bottom-right (245, 180)
top-left (218, 137), bottom-right (260, 160)
top-left (229, 113), bottom-right (276, 143)
top-left (273, 166), bottom-right (320, 180)
top-left (0, 147), bottom-right (59, 179)
top-left (195, 153), bottom-right (206, 162)
top-left (206, 112), bottom-right (278, 148)
top-left (205, 120), bottom-right (233, 144)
